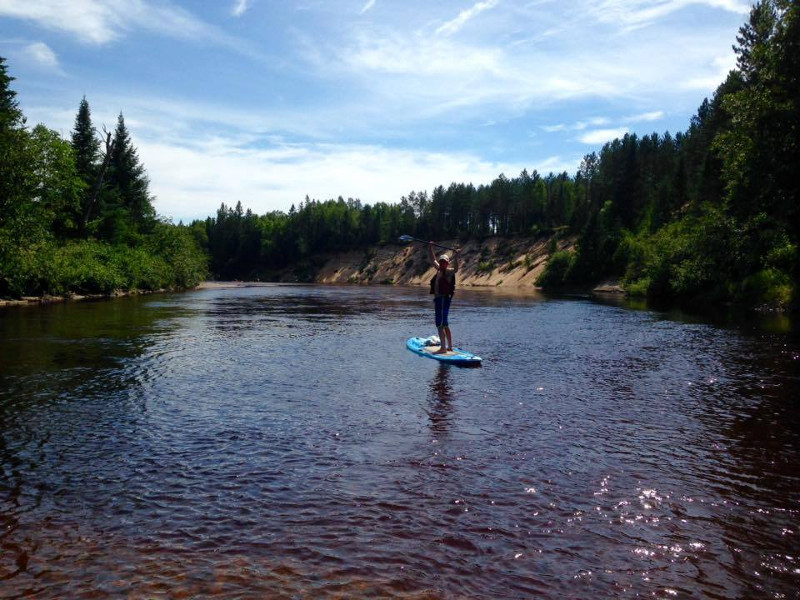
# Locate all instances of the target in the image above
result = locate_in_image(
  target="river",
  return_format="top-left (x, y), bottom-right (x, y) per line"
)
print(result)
top-left (1, 284), bottom-right (798, 598)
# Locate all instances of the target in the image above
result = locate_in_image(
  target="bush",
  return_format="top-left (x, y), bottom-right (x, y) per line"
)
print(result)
top-left (524, 254), bottom-right (534, 272)
top-left (619, 206), bottom-right (742, 303)
top-left (738, 268), bottom-right (793, 307)
top-left (536, 250), bottom-right (575, 288)
top-left (476, 259), bottom-right (496, 274)
top-left (0, 222), bottom-right (207, 298)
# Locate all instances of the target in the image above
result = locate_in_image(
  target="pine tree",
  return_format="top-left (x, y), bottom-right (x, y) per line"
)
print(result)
top-left (68, 97), bottom-right (100, 234)
top-left (108, 112), bottom-right (154, 231)
top-left (0, 57), bottom-right (33, 225)
top-left (0, 57), bottom-right (24, 132)
top-left (70, 97), bottom-right (98, 187)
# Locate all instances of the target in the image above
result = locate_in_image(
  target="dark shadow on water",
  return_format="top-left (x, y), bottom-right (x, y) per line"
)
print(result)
top-left (427, 363), bottom-right (454, 435)
top-left (591, 291), bottom-right (798, 335)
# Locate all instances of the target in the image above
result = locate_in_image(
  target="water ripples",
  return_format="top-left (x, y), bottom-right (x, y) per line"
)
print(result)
top-left (1, 286), bottom-right (799, 598)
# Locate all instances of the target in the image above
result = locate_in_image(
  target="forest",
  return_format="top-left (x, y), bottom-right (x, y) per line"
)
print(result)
top-left (0, 61), bottom-right (207, 298)
top-left (2, 1), bottom-right (797, 310)
top-left (192, 1), bottom-right (798, 309)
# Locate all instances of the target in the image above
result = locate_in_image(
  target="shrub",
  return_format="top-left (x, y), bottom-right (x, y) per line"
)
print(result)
top-left (536, 250), bottom-right (575, 288)
top-left (524, 254), bottom-right (534, 272)
top-left (476, 259), bottom-right (496, 274)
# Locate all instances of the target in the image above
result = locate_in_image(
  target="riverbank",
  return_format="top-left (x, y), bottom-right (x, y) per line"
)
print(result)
top-left (293, 235), bottom-right (624, 294)
top-left (0, 287), bottom-right (172, 308)
top-left (197, 235), bottom-right (626, 296)
top-left (2, 235), bottom-right (626, 307)
top-left (309, 235), bottom-right (624, 295)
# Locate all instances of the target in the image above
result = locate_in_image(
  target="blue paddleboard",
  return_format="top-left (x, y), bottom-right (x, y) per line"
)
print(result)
top-left (406, 336), bottom-right (482, 365)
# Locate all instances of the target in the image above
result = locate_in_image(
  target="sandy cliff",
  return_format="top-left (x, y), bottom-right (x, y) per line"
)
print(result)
top-left (313, 235), bottom-right (584, 290)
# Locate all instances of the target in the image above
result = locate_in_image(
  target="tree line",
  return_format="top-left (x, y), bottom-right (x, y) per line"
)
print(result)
top-left (190, 171), bottom-right (579, 280)
top-left (3, 1), bottom-right (796, 310)
top-left (194, 1), bottom-right (797, 309)
top-left (0, 59), bottom-right (207, 298)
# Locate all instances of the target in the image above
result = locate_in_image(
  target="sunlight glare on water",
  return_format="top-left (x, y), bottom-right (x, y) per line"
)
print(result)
top-left (1, 284), bottom-right (799, 598)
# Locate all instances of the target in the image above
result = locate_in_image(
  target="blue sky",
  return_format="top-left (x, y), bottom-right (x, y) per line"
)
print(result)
top-left (1, 0), bottom-right (750, 223)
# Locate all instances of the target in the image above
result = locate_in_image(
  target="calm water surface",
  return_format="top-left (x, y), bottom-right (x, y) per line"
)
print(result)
top-left (1, 285), bottom-right (799, 599)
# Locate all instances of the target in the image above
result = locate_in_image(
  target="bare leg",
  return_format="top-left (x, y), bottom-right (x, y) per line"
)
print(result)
top-left (435, 326), bottom-right (448, 353)
top-left (443, 326), bottom-right (453, 351)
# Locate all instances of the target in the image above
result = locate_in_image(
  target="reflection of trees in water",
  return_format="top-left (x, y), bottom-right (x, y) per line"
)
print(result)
top-left (0, 296), bottom-right (177, 408)
top-left (205, 293), bottom-right (417, 330)
top-left (427, 364), bottom-right (454, 434)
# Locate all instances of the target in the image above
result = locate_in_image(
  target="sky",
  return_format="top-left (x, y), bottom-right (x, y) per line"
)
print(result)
top-left (0, 0), bottom-right (750, 223)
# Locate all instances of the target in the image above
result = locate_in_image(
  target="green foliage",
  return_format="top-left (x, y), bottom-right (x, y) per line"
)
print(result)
top-left (739, 268), bottom-right (793, 307)
top-left (6, 1), bottom-right (795, 313)
top-left (476, 259), bottom-right (496, 274)
top-left (107, 113), bottom-right (155, 232)
top-left (620, 207), bottom-right (742, 302)
top-left (0, 57), bottom-right (23, 131)
top-left (523, 253), bottom-right (534, 272)
top-left (0, 57), bottom-right (207, 300)
top-left (70, 97), bottom-right (98, 188)
top-left (146, 221), bottom-right (208, 288)
top-left (29, 124), bottom-right (84, 235)
top-left (536, 250), bottom-right (575, 288)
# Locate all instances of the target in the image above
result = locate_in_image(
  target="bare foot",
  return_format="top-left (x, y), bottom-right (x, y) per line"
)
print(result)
top-left (433, 347), bottom-right (449, 354)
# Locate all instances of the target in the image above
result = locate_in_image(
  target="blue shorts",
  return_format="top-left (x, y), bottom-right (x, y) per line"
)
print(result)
top-left (434, 296), bottom-right (452, 328)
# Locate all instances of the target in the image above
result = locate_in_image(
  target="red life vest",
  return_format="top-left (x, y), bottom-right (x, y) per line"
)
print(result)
top-left (430, 270), bottom-right (456, 296)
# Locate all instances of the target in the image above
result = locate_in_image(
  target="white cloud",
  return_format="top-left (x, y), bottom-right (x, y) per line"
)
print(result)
top-left (6, 0), bottom-right (752, 221)
top-left (533, 155), bottom-right (582, 175)
top-left (587, 0), bottom-right (750, 30)
top-left (543, 117), bottom-right (609, 133)
top-left (139, 136), bottom-right (533, 221)
top-left (305, 0), bottom-right (741, 125)
top-left (579, 128), bottom-right (628, 144)
top-left (359, 0), bottom-right (376, 15)
top-left (22, 41), bottom-right (58, 68)
top-left (682, 54), bottom-right (737, 91)
top-left (232, 0), bottom-right (250, 17)
top-left (625, 110), bottom-right (664, 122)
top-left (436, 0), bottom-right (499, 37)
top-left (0, 0), bottom-right (248, 51)
top-left (0, 0), bottom-right (119, 44)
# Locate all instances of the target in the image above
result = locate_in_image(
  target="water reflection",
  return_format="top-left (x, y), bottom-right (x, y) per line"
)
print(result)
top-left (427, 364), bottom-right (454, 434)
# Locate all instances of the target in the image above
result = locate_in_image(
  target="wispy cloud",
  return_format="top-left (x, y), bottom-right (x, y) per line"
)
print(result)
top-left (0, 0), bottom-right (244, 49)
top-left (359, 0), bottom-right (376, 15)
top-left (542, 117), bottom-right (609, 133)
top-left (625, 110), bottom-right (664, 122)
top-left (4, 0), bottom-right (750, 219)
top-left (22, 41), bottom-right (58, 68)
top-left (231, 0), bottom-right (250, 17)
top-left (682, 54), bottom-right (737, 91)
top-left (579, 128), bottom-right (628, 144)
top-left (436, 0), bottom-right (499, 37)
top-left (586, 0), bottom-right (749, 30)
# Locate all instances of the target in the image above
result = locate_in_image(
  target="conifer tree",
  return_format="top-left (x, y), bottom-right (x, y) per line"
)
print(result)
top-left (70, 97), bottom-right (98, 187)
top-left (0, 57), bottom-right (24, 132)
top-left (69, 97), bottom-right (101, 234)
top-left (0, 57), bottom-right (32, 225)
top-left (108, 112), bottom-right (155, 231)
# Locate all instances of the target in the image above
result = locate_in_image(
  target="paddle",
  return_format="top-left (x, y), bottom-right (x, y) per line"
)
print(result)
top-left (398, 235), bottom-right (458, 252)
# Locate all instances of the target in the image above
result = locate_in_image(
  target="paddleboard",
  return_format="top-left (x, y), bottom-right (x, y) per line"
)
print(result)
top-left (406, 336), bottom-right (482, 365)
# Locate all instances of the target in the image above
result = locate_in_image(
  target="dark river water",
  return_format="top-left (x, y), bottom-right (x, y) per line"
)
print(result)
top-left (1, 284), bottom-right (799, 599)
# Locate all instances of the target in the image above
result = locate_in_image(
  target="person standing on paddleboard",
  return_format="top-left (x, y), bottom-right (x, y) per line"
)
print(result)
top-left (429, 241), bottom-right (460, 354)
